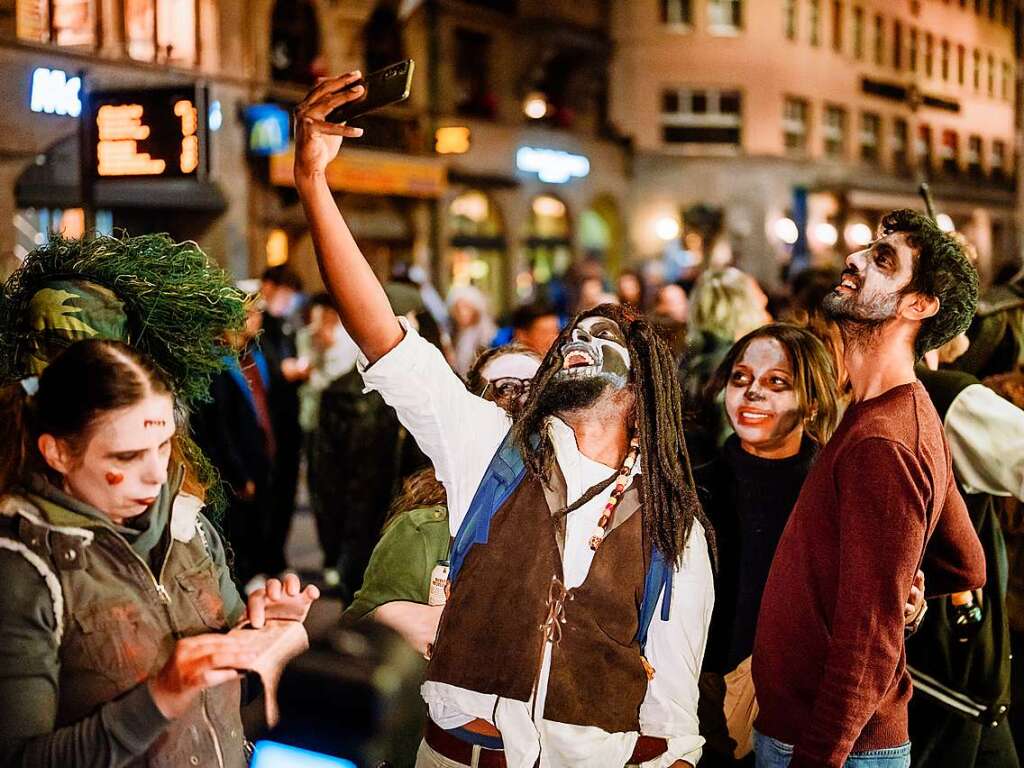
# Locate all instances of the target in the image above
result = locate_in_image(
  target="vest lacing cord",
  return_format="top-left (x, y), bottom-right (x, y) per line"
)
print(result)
top-left (540, 576), bottom-right (573, 644)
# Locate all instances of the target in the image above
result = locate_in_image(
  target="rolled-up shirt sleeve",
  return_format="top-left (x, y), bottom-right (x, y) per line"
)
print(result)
top-left (358, 318), bottom-right (512, 529)
top-left (639, 519), bottom-right (714, 767)
top-left (945, 383), bottom-right (1024, 501)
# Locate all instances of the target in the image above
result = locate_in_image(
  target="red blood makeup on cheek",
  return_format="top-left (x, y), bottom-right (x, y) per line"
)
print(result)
top-left (105, 472), bottom-right (124, 486)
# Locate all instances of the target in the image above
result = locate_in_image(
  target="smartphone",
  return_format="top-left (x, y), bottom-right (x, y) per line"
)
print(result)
top-left (325, 60), bottom-right (415, 124)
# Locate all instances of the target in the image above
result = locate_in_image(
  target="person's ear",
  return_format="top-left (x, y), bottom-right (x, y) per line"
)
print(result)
top-left (899, 292), bottom-right (940, 322)
top-left (37, 434), bottom-right (73, 475)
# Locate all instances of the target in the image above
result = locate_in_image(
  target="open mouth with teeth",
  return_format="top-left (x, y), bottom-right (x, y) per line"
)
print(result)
top-left (836, 274), bottom-right (860, 293)
top-left (558, 342), bottom-right (602, 378)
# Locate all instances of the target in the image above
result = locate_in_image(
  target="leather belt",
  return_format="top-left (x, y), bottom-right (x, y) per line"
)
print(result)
top-left (424, 720), bottom-right (668, 766)
top-left (426, 719), bottom-right (507, 768)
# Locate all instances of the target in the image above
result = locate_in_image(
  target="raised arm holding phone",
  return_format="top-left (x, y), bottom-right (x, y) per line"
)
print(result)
top-left (294, 71), bottom-right (714, 768)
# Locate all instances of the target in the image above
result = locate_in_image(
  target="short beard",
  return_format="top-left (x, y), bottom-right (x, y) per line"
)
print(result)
top-left (822, 288), bottom-right (901, 351)
top-left (538, 376), bottom-right (609, 416)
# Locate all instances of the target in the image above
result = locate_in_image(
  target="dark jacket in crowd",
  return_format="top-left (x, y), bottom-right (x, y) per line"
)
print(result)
top-left (696, 434), bottom-right (817, 675)
top-left (908, 366), bottom-right (1017, 768)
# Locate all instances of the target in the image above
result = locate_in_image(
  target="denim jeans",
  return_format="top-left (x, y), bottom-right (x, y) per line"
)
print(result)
top-left (754, 730), bottom-right (911, 767)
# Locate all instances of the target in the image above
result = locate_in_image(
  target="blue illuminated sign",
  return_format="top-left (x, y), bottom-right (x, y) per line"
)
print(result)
top-left (250, 742), bottom-right (357, 768)
top-left (208, 100), bottom-right (223, 132)
top-left (243, 104), bottom-right (290, 156)
top-left (516, 146), bottom-right (590, 184)
top-left (30, 68), bottom-right (82, 117)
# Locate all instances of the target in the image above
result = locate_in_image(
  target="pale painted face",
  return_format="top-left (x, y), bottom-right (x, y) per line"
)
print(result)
top-left (822, 232), bottom-right (916, 324)
top-left (48, 393), bottom-right (176, 524)
top-left (479, 352), bottom-right (541, 414)
top-left (724, 337), bottom-right (804, 459)
top-left (555, 315), bottom-right (632, 389)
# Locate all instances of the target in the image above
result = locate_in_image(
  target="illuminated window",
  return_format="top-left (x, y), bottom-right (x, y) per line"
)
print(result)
top-left (708, 0), bottom-right (742, 32)
top-left (967, 135), bottom-right (983, 176)
top-left (924, 33), bottom-right (933, 77)
top-left (991, 139), bottom-right (1006, 177)
top-left (783, 97), bottom-right (809, 153)
top-left (988, 53), bottom-right (995, 96)
top-left (860, 112), bottom-right (880, 163)
top-left (809, 0), bottom-right (821, 46)
top-left (973, 49), bottom-right (982, 90)
top-left (823, 104), bottom-right (846, 158)
top-left (957, 45), bottom-right (965, 85)
top-left (126, 0), bottom-right (196, 65)
top-left (941, 39), bottom-right (950, 81)
top-left (661, 0), bottom-right (692, 24)
top-left (17, 0), bottom-right (95, 46)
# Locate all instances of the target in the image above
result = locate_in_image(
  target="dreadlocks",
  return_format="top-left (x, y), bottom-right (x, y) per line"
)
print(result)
top-left (513, 303), bottom-right (715, 566)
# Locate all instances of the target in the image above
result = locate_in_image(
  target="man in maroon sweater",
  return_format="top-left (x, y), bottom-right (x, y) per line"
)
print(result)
top-left (752, 209), bottom-right (987, 768)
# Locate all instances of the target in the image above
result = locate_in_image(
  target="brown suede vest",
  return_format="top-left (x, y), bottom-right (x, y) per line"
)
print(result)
top-left (425, 470), bottom-right (651, 734)
top-left (0, 493), bottom-right (246, 768)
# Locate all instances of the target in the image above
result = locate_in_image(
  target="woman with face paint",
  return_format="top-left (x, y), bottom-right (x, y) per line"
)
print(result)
top-left (0, 339), bottom-right (319, 767)
top-left (694, 324), bottom-right (840, 767)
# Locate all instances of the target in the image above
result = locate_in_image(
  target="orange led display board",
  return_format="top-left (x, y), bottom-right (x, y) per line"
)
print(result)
top-left (88, 86), bottom-right (207, 179)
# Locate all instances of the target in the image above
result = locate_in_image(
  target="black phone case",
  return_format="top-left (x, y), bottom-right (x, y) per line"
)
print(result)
top-left (326, 60), bottom-right (414, 124)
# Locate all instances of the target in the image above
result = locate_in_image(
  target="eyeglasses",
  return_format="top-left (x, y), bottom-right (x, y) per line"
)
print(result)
top-left (481, 377), bottom-right (533, 403)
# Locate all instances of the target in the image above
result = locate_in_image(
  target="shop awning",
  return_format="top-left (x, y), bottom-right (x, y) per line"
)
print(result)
top-left (16, 134), bottom-right (227, 212)
top-left (269, 146), bottom-right (447, 199)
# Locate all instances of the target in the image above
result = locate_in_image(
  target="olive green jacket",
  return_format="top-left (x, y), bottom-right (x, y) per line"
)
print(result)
top-left (0, 469), bottom-right (245, 767)
top-left (343, 505), bottom-right (450, 623)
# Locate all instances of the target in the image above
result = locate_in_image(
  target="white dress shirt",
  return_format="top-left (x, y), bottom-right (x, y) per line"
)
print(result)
top-left (944, 383), bottom-right (1024, 501)
top-left (359, 320), bottom-right (713, 768)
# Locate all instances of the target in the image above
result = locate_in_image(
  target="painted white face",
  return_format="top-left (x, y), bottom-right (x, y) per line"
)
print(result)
top-left (52, 393), bottom-right (176, 524)
top-left (724, 337), bottom-right (804, 459)
top-left (822, 232), bottom-right (916, 323)
top-left (479, 352), bottom-right (541, 413)
top-left (555, 315), bottom-right (632, 389)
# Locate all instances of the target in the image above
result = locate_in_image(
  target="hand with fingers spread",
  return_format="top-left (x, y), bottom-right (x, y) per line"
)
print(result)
top-left (148, 634), bottom-right (259, 719)
top-left (246, 572), bottom-right (320, 629)
top-left (293, 71), bottom-right (367, 181)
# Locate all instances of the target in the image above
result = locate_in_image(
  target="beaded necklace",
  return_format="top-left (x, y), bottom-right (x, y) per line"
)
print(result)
top-left (588, 435), bottom-right (641, 551)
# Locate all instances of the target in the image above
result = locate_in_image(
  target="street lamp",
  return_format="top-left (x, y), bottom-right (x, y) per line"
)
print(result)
top-left (655, 216), bottom-right (681, 241)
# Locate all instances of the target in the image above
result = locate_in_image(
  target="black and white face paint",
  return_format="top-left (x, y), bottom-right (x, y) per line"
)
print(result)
top-left (555, 316), bottom-right (632, 390)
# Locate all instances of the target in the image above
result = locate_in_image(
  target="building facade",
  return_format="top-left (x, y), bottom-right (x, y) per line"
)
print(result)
top-left (0, 0), bottom-right (630, 318)
top-left (611, 0), bottom-right (1021, 288)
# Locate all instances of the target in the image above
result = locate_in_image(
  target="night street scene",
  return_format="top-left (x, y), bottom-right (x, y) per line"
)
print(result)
top-left (2, 1), bottom-right (1024, 766)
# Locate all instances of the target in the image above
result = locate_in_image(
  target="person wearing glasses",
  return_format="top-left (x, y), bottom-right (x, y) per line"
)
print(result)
top-left (342, 343), bottom-right (541, 649)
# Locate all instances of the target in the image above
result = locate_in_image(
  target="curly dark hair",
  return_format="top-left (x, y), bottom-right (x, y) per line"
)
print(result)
top-left (880, 209), bottom-right (979, 357)
top-left (512, 303), bottom-right (714, 565)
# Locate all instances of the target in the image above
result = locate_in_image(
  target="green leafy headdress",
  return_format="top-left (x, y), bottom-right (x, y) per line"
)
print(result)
top-left (0, 233), bottom-right (250, 517)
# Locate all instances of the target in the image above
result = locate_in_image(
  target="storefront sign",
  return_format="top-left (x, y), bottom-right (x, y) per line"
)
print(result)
top-left (516, 146), bottom-right (589, 184)
top-left (270, 146), bottom-right (446, 198)
top-left (244, 104), bottom-right (289, 156)
top-left (88, 86), bottom-right (207, 178)
top-left (30, 68), bottom-right (82, 117)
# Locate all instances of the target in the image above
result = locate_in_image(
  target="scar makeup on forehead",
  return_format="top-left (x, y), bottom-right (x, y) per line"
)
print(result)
top-left (105, 472), bottom-right (124, 486)
top-left (143, 419), bottom-right (167, 428)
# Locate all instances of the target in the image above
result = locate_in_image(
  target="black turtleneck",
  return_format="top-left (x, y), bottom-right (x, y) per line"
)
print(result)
top-left (696, 433), bottom-right (817, 673)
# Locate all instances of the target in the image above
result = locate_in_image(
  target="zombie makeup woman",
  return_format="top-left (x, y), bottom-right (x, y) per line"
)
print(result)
top-left (0, 340), bottom-right (317, 766)
top-left (695, 324), bottom-right (840, 765)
